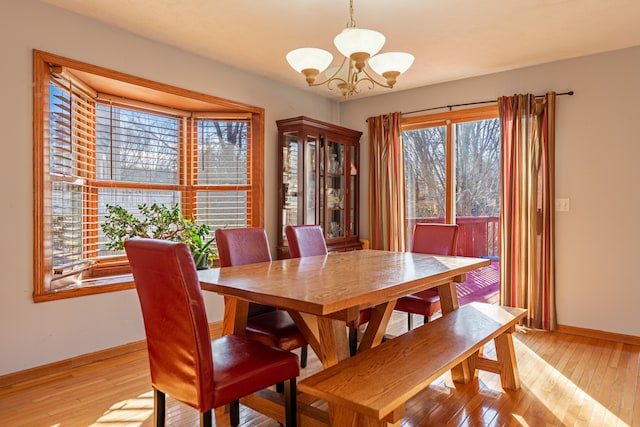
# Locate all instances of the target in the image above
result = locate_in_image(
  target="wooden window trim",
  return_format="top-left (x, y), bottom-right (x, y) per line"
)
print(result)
top-left (33, 50), bottom-right (265, 302)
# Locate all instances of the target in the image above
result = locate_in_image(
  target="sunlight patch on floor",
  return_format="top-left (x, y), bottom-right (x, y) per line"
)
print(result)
top-left (512, 338), bottom-right (629, 426)
top-left (511, 414), bottom-right (530, 425)
top-left (91, 390), bottom-right (153, 426)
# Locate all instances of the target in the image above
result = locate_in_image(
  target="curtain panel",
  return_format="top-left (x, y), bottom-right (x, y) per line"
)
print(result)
top-left (367, 112), bottom-right (406, 252)
top-left (498, 92), bottom-right (557, 330)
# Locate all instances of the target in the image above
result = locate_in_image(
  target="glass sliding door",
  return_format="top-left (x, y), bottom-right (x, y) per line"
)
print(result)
top-left (403, 124), bottom-right (447, 249)
top-left (454, 118), bottom-right (500, 258)
top-left (402, 106), bottom-right (499, 257)
top-left (402, 106), bottom-right (500, 306)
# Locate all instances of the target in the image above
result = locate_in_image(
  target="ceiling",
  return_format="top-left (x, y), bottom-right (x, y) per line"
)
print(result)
top-left (41, 0), bottom-right (640, 101)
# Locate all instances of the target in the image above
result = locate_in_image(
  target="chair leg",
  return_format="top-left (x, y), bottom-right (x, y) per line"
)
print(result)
top-left (200, 410), bottom-right (213, 427)
top-left (424, 315), bottom-right (430, 324)
top-left (284, 378), bottom-right (297, 427)
top-left (276, 381), bottom-right (284, 393)
top-left (349, 326), bottom-right (358, 356)
top-left (229, 400), bottom-right (240, 426)
top-left (154, 388), bottom-right (166, 427)
top-left (300, 345), bottom-right (308, 368)
top-left (407, 313), bottom-right (414, 331)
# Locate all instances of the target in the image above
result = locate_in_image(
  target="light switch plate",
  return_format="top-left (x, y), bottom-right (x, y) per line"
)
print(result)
top-left (555, 198), bottom-right (570, 212)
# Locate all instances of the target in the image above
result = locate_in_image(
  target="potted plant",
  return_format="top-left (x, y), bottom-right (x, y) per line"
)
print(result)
top-left (101, 203), bottom-right (217, 269)
top-left (180, 218), bottom-right (217, 269)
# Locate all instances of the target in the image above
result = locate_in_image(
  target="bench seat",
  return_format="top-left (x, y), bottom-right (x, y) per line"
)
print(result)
top-left (298, 302), bottom-right (527, 426)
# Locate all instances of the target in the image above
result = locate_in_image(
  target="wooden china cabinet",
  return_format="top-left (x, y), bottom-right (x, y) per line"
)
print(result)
top-left (276, 116), bottom-right (363, 258)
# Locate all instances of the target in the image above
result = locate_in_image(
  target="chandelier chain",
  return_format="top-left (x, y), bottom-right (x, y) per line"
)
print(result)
top-left (347, 0), bottom-right (356, 28)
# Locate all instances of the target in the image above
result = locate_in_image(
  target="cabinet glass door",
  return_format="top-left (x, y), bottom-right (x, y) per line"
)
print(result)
top-left (281, 132), bottom-right (299, 241)
top-left (350, 145), bottom-right (358, 236)
top-left (304, 136), bottom-right (317, 224)
top-left (325, 140), bottom-right (346, 240)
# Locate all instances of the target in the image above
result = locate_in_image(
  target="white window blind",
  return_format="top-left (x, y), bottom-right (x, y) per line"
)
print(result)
top-left (96, 104), bottom-right (180, 184)
top-left (49, 80), bottom-right (97, 283)
top-left (195, 119), bottom-right (251, 230)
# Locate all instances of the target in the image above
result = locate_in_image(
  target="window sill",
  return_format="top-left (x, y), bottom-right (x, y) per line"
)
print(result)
top-left (33, 274), bottom-right (135, 303)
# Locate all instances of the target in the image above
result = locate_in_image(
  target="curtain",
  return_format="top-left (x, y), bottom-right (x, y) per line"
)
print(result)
top-left (368, 112), bottom-right (406, 252)
top-left (498, 92), bottom-right (557, 330)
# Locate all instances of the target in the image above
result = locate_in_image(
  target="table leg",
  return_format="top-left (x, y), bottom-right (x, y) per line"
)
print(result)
top-left (288, 311), bottom-right (350, 368)
top-left (317, 317), bottom-right (350, 367)
top-left (437, 281), bottom-right (459, 314)
top-left (358, 300), bottom-right (396, 352)
top-left (222, 296), bottom-right (249, 336)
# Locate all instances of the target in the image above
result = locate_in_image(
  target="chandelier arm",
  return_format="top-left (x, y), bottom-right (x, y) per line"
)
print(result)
top-left (306, 57), bottom-right (350, 87)
top-left (359, 67), bottom-right (393, 89)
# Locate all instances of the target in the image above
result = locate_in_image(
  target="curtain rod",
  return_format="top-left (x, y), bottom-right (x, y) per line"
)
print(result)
top-left (401, 90), bottom-right (574, 116)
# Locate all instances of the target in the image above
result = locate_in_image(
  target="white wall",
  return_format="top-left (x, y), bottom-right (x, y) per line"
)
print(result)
top-left (0, 0), bottom-right (338, 376)
top-left (2, 0), bottom-right (639, 377)
top-left (340, 46), bottom-right (640, 337)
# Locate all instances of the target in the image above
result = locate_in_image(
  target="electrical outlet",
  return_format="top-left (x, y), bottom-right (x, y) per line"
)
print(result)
top-left (555, 198), bottom-right (570, 212)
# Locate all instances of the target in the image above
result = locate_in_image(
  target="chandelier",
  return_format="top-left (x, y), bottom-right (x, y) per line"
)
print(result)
top-left (285, 0), bottom-right (414, 97)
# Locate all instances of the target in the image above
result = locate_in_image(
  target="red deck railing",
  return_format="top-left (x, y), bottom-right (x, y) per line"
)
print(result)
top-left (406, 216), bottom-right (499, 258)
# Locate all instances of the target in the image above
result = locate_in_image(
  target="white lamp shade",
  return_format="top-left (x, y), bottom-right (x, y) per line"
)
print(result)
top-left (368, 52), bottom-right (415, 75)
top-left (333, 28), bottom-right (385, 58)
top-left (286, 48), bottom-right (333, 73)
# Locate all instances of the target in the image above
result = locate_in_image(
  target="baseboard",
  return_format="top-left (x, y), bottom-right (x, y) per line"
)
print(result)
top-left (3, 320), bottom-right (635, 389)
top-left (557, 324), bottom-right (640, 346)
top-left (0, 321), bottom-right (224, 389)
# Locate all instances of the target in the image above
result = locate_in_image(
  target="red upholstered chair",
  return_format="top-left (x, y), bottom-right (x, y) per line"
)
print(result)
top-left (394, 223), bottom-right (459, 330)
top-left (285, 224), bottom-right (371, 356)
top-left (124, 238), bottom-right (298, 427)
top-left (285, 224), bottom-right (329, 257)
top-left (215, 227), bottom-right (308, 368)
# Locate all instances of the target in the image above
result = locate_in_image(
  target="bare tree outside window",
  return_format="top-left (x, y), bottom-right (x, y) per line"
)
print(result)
top-left (403, 126), bottom-right (446, 220)
top-left (402, 113), bottom-right (500, 257)
top-left (455, 119), bottom-right (500, 218)
top-left (197, 120), bottom-right (249, 229)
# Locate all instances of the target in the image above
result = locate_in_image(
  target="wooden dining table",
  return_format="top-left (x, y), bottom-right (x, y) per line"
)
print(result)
top-left (199, 249), bottom-right (490, 424)
top-left (199, 249), bottom-right (490, 366)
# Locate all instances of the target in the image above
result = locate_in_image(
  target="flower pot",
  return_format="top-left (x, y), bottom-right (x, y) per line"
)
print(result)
top-left (193, 253), bottom-right (210, 270)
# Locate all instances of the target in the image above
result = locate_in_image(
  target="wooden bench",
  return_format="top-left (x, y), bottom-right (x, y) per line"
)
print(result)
top-left (298, 302), bottom-right (527, 426)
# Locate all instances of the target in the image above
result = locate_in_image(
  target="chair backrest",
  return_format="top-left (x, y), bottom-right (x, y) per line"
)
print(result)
top-left (285, 225), bottom-right (328, 258)
top-left (215, 227), bottom-right (272, 267)
top-left (411, 223), bottom-right (459, 256)
top-left (124, 238), bottom-right (214, 412)
top-left (215, 227), bottom-right (273, 317)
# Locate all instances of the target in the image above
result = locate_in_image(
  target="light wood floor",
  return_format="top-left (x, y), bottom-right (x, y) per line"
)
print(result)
top-left (1, 313), bottom-right (639, 427)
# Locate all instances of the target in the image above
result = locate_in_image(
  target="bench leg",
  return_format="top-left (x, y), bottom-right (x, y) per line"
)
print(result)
top-left (494, 332), bottom-right (521, 390)
top-left (329, 406), bottom-right (402, 427)
top-left (450, 349), bottom-right (480, 384)
top-left (329, 406), bottom-right (358, 426)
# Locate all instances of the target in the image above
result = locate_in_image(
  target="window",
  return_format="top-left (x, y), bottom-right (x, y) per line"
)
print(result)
top-left (33, 50), bottom-right (264, 301)
top-left (402, 106), bottom-right (500, 256)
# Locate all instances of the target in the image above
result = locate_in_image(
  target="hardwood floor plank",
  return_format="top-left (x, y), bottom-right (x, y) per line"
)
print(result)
top-left (1, 313), bottom-right (639, 426)
top-left (612, 344), bottom-right (640, 426)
